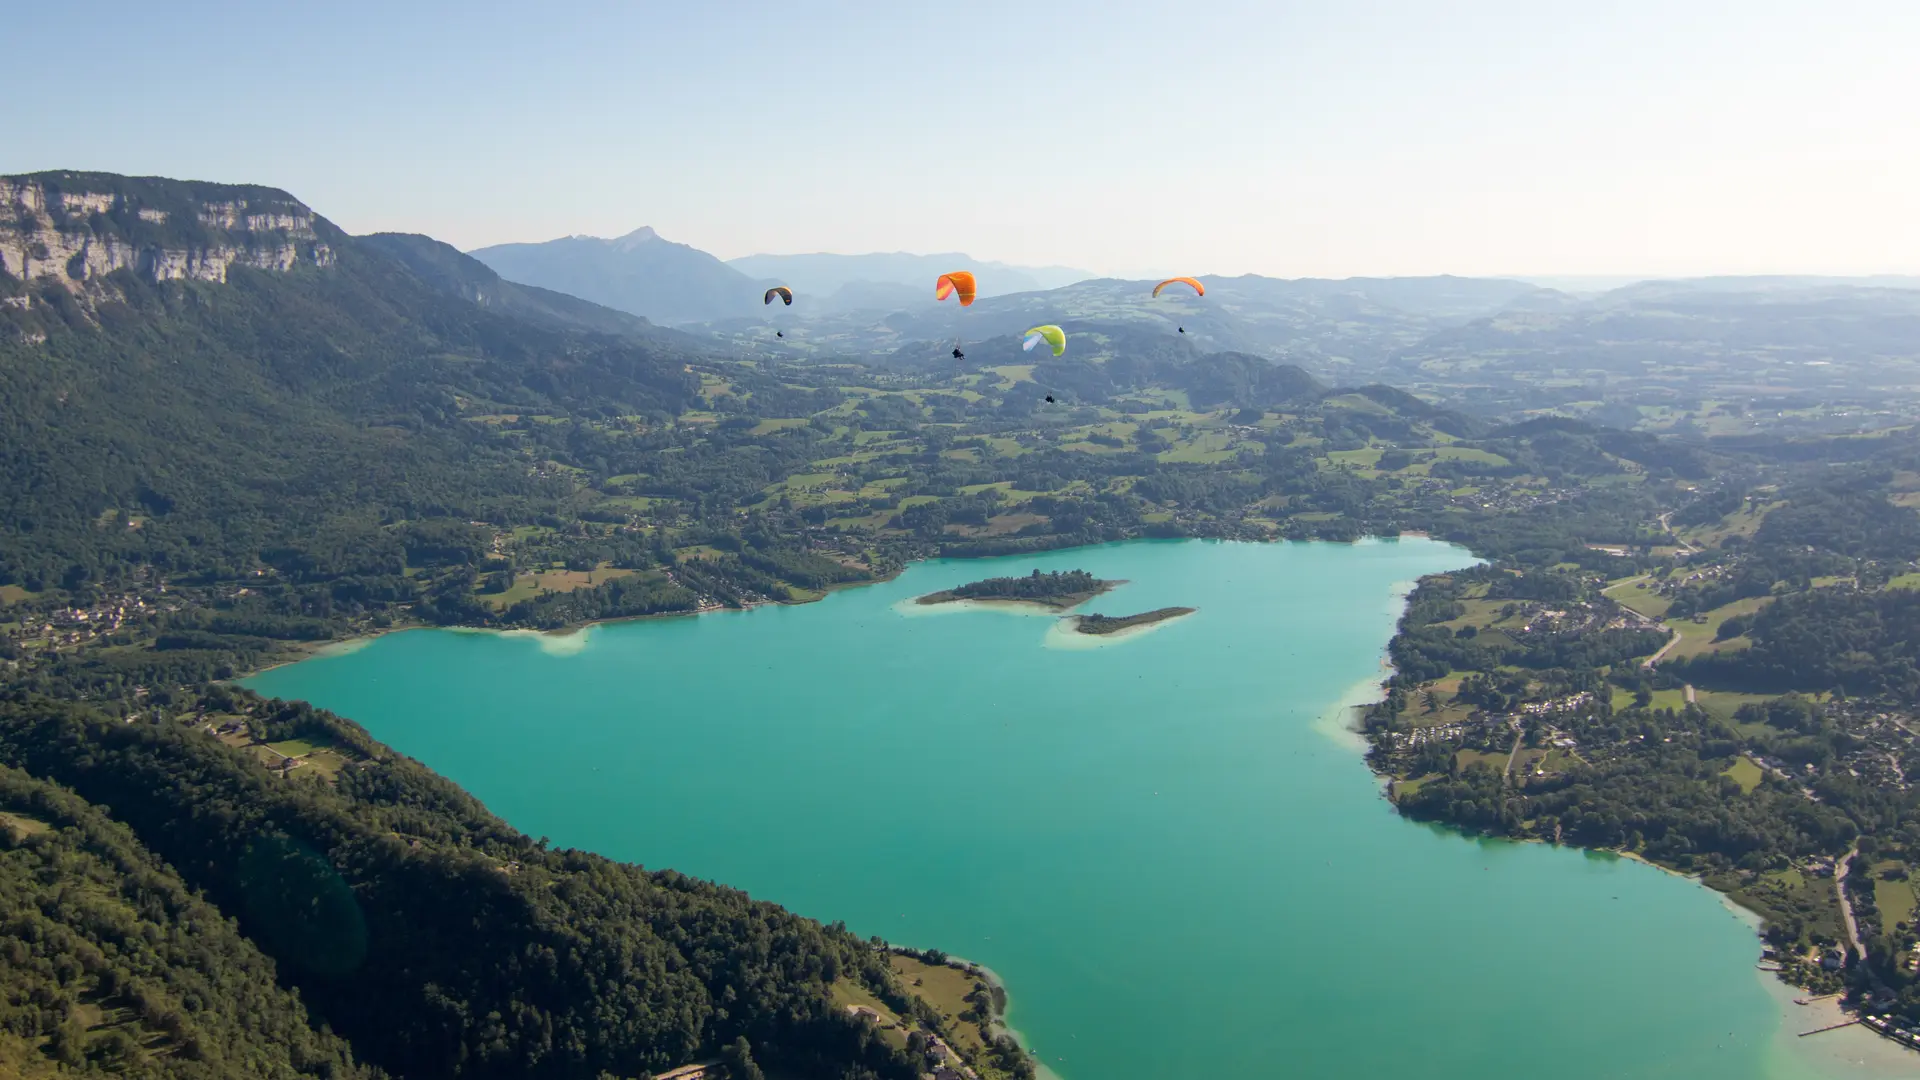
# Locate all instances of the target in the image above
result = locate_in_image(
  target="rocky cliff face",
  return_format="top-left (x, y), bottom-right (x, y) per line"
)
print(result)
top-left (0, 172), bottom-right (336, 290)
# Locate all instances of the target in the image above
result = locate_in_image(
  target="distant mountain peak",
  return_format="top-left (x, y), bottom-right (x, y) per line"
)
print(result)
top-left (470, 226), bottom-right (761, 325)
top-left (612, 226), bottom-right (660, 249)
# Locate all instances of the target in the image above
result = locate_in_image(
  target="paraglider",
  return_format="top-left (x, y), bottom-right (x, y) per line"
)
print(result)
top-left (763, 286), bottom-right (794, 342)
top-left (934, 272), bottom-right (977, 306)
top-left (937, 271), bottom-right (978, 361)
top-left (1151, 277), bottom-right (1205, 298)
top-left (1021, 324), bottom-right (1067, 357)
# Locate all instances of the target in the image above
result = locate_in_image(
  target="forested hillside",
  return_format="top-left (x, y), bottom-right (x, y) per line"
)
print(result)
top-left (0, 204), bottom-right (701, 593)
top-left (0, 695), bottom-right (920, 1080)
top-left (0, 764), bottom-right (376, 1080)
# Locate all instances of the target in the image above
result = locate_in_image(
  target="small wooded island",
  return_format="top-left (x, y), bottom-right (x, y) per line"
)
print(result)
top-left (916, 568), bottom-right (1122, 609)
top-left (1072, 607), bottom-right (1198, 635)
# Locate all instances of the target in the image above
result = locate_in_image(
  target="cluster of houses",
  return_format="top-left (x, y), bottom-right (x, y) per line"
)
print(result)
top-left (1862, 1014), bottom-right (1920, 1050)
top-left (1634, 559), bottom-right (1738, 602)
top-left (9, 593), bottom-right (169, 650)
top-left (1442, 485), bottom-right (1580, 516)
top-left (1509, 691), bottom-right (1596, 718)
top-left (1389, 697), bottom-right (1593, 755)
top-left (1820, 702), bottom-right (1920, 792)
top-left (1390, 721), bottom-right (1468, 749)
top-left (1739, 702), bottom-right (1920, 797)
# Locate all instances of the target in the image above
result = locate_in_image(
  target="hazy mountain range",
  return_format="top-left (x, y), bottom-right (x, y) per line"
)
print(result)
top-left (458, 220), bottom-right (1920, 430)
top-left (468, 227), bottom-right (1920, 378)
top-left (469, 229), bottom-right (1096, 325)
top-left (359, 231), bottom-right (676, 340)
top-left (725, 252), bottom-right (1093, 299)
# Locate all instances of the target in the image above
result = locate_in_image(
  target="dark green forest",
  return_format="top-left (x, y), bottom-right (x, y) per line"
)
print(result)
top-left (0, 694), bottom-right (922, 1080)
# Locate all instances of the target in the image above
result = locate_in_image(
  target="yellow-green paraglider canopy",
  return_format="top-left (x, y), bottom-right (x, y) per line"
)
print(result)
top-left (1022, 324), bottom-right (1067, 357)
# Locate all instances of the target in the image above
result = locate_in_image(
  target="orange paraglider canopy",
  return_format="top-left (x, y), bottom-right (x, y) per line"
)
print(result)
top-left (1152, 277), bottom-right (1205, 298)
top-left (935, 271), bottom-right (978, 307)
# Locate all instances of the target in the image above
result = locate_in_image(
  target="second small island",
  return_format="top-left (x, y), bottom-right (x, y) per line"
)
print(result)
top-left (916, 569), bottom-right (1122, 610)
top-left (1069, 607), bottom-right (1198, 635)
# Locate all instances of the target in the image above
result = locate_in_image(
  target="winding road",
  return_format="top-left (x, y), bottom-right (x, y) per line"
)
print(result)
top-left (1643, 627), bottom-right (1684, 669)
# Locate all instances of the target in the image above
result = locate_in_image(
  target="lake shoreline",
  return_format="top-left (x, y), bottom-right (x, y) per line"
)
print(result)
top-left (1318, 604), bottom-right (1893, 1062)
top-left (245, 535), bottom-right (1826, 1079)
top-left (887, 948), bottom-right (1059, 1080)
top-left (243, 537), bottom-right (1465, 682)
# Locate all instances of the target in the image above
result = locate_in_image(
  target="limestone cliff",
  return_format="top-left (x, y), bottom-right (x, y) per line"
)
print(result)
top-left (0, 171), bottom-right (336, 291)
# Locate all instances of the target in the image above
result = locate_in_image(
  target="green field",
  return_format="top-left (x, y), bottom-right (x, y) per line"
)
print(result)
top-left (1436, 598), bottom-right (1524, 632)
top-left (783, 472), bottom-right (840, 488)
top-left (1454, 748), bottom-right (1510, 774)
top-left (0, 811), bottom-right (51, 840)
top-left (1666, 596), bottom-right (1771, 660)
top-left (1603, 577), bottom-right (1671, 618)
top-left (1679, 500), bottom-right (1780, 548)
top-left (482, 568), bottom-right (639, 610)
top-left (594, 495), bottom-right (661, 512)
top-left (265, 738), bottom-right (321, 757)
top-left (1692, 689), bottom-right (1778, 725)
top-left (1326, 448), bottom-right (1383, 468)
top-left (1158, 431), bottom-right (1243, 464)
top-left (1430, 446), bottom-right (1510, 465)
top-left (828, 979), bottom-right (909, 1053)
top-left (1609, 687), bottom-right (1689, 712)
top-left (888, 954), bottom-right (1000, 1064)
top-left (1332, 445), bottom-right (1517, 478)
top-left (1722, 756), bottom-right (1764, 794)
top-left (1875, 870), bottom-right (1916, 936)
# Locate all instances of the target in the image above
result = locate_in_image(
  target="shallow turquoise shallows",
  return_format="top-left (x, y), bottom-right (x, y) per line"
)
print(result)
top-left (246, 539), bottom-right (1836, 1080)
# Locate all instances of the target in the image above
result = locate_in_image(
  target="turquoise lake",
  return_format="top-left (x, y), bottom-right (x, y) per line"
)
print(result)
top-left (246, 538), bottom-right (1885, 1079)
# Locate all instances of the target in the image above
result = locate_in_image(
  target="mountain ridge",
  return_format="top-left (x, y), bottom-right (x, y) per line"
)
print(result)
top-left (357, 231), bottom-right (688, 341)
top-left (469, 228), bottom-right (772, 325)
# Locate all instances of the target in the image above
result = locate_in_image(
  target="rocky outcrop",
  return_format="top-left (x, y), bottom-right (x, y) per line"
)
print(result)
top-left (0, 173), bottom-right (336, 290)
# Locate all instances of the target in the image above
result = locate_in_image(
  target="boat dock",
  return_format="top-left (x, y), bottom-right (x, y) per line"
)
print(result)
top-left (1797, 1018), bottom-right (1859, 1037)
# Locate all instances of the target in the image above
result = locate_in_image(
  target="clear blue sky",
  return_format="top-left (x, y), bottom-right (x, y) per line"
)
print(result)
top-left (7, 0), bottom-right (1916, 278)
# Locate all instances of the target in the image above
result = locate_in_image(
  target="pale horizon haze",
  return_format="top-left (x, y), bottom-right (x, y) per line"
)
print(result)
top-left (6, 0), bottom-right (1918, 280)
